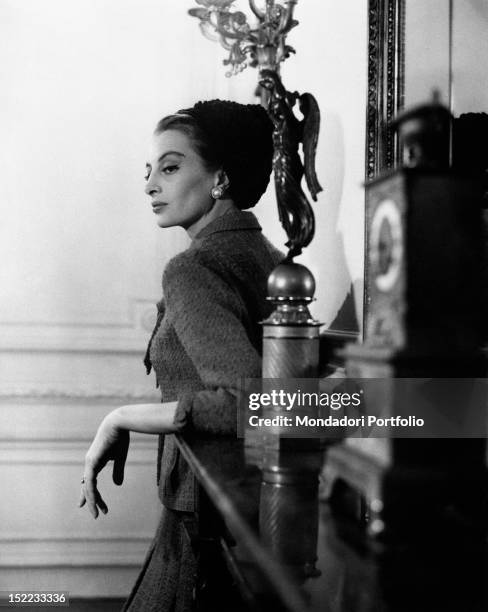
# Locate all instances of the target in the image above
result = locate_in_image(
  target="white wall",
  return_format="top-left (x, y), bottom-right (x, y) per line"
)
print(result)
top-left (405, 0), bottom-right (450, 108)
top-left (280, 2), bottom-right (366, 326)
top-left (405, 0), bottom-right (488, 115)
top-left (452, 0), bottom-right (488, 114)
top-left (0, 0), bottom-right (367, 597)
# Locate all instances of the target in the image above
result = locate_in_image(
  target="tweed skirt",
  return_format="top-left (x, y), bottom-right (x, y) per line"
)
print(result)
top-left (122, 507), bottom-right (197, 612)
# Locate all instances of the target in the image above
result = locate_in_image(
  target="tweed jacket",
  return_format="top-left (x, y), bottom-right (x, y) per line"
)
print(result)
top-left (145, 209), bottom-right (283, 511)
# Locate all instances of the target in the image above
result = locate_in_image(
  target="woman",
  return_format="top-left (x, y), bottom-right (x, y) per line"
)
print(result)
top-left (79, 99), bottom-right (283, 610)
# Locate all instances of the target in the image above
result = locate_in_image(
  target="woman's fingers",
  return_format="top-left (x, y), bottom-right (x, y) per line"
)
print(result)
top-left (79, 417), bottom-right (130, 517)
top-left (79, 483), bottom-right (108, 517)
top-left (80, 460), bottom-right (109, 518)
top-left (95, 490), bottom-right (108, 515)
top-left (82, 481), bottom-right (108, 518)
top-left (84, 487), bottom-right (98, 519)
top-left (78, 489), bottom-right (86, 508)
top-left (83, 465), bottom-right (100, 519)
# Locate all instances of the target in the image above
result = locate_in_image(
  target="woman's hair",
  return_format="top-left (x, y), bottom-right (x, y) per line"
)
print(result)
top-left (155, 100), bottom-right (274, 209)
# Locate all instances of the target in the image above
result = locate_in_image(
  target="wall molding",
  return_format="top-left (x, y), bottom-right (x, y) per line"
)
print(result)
top-left (0, 400), bottom-right (161, 444)
top-left (0, 567), bottom-right (141, 597)
top-left (0, 384), bottom-right (160, 402)
top-left (0, 298), bottom-right (157, 353)
top-left (0, 439), bottom-right (156, 465)
top-left (0, 536), bottom-right (152, 567)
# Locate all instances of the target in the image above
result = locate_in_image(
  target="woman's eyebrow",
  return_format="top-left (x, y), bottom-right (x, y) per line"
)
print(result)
top-left (146, 151), bottom-right (186, 169)
top-left (157, 151), bottom-right (185, 163)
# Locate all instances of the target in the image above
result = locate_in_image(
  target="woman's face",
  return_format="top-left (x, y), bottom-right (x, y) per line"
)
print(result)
top-left (145, 129), bottom-right (217, 231)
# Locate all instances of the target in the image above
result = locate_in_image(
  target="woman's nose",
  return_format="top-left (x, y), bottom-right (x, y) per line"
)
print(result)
top-left (144, 176), bottom-right (161, 196)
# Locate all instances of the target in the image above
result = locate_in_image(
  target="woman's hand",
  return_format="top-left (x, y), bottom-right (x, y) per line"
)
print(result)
top-left (79, 401), bottom-right (178, 518)
top-left (79, 410), bottom-right (130, 519)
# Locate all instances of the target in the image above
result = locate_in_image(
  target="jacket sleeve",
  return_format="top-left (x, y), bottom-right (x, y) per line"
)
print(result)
top-left (162, 253), bottom-right (261, 435)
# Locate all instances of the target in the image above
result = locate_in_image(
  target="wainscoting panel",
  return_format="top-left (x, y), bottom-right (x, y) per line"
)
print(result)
top-left (0, 364), bottom-right (162, 597)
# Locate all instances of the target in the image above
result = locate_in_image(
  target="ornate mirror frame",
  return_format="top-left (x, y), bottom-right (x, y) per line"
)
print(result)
top-left (365, 0), bottom-right (405, 180)
top-left (364, 0), bottom-right (405, 328)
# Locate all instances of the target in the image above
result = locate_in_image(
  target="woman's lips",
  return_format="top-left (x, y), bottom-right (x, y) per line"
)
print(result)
top-left (152, 202), bottom-right (167, 213)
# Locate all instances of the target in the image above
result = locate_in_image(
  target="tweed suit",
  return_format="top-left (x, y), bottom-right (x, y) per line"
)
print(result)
top-left (123, 210), bottom-right (283, 611)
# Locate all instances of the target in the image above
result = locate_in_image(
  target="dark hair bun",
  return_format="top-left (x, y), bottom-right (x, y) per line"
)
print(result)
top-left (178, 99), bottom-right (274, 209)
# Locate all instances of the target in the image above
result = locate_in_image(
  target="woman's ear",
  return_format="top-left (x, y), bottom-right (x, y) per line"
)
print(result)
top-left (214, 169), bottom-right (230, 190)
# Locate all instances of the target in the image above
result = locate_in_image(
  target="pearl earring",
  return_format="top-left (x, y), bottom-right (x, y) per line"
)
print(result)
top-left (211, 186), bottom-right (223, 200)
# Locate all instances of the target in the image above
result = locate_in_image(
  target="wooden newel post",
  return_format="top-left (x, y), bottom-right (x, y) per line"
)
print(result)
top-left (262, 261), bottom-right (321, 379)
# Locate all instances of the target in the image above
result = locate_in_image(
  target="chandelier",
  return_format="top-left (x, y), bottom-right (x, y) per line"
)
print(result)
top-left (188, 0), bottom-right (298, 76)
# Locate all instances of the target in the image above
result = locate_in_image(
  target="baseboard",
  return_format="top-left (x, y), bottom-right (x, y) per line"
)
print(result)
top-left (0, 566), bottom-right (142, 598)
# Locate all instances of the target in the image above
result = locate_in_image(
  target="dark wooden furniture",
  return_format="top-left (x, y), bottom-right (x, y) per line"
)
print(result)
top-left (175, 435), bottom-right (487, 612)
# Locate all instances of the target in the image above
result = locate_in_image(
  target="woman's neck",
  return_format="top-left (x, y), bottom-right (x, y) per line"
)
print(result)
top-left (185, 199), bottom-right (239, 239)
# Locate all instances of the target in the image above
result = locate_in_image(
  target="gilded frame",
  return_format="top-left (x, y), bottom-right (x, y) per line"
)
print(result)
top-left (365, 0), bottom-right (405, 179)
top-left (364, 0), bottom-right (405, 328)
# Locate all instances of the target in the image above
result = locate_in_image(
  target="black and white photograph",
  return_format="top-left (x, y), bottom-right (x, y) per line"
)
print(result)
top-left (1, 1), bottom-right (487, 611)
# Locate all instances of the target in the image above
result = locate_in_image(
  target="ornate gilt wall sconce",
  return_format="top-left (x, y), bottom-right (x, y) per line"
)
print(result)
top-left (188, 0), bottom-right (298, 76)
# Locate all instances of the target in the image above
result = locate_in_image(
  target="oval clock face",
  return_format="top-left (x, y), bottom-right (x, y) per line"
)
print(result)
top-left (370, 199), bottom-right (403, 292)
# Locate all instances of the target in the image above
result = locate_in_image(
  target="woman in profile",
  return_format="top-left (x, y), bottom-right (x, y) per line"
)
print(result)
top-left (79, 99), bottom-right (283, 610)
